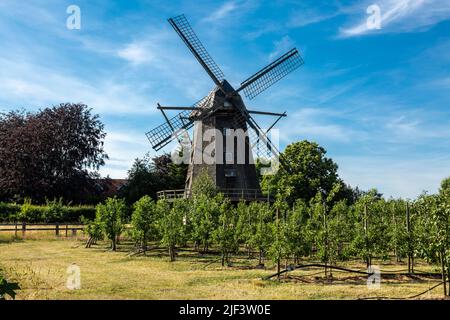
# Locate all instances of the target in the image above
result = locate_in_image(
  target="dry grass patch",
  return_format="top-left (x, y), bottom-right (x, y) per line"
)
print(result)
top-left (0, 239), bottom-right (445, 300)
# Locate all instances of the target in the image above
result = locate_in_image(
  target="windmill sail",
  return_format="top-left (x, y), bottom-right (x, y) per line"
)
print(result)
top-left (238, 48), bottom-right (304, 100)
top-left (146, 96), bottom-right (210, 151)
top-left (168, 14), bottom-right (225, 88)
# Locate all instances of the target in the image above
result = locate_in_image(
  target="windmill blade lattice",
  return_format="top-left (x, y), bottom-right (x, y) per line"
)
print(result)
top-left (238, 48), bottom-right (304, 100)
top-left (168, 14), bottom-right (225, 87)
top-left (146, 96), bottom-right (209, 151)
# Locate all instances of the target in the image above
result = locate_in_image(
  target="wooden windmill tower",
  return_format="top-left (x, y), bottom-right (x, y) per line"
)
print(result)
top-left (146, 14), bottom-right (303, 201)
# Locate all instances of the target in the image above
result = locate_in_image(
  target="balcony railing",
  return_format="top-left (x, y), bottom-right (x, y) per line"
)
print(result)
top-left (156, 189), bottom-right (270, 201)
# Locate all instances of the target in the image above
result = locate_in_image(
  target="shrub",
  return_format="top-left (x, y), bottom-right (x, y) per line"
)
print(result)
top-left (0, 200), bottom-right (95, 223)
top-left (0, 202), bottom-right (20, 222)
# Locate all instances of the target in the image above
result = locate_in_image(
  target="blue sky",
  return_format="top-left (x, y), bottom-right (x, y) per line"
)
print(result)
top-left (0, 0), bottom-right (449, 198)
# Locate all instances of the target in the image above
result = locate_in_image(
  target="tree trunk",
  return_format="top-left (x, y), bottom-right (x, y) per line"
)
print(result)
top-left (169, 245), bottom-right (175, 262)
top-left (221, 253), bottom-right (225, 267)
top-left (277, 258), bottom-right (281, 281)
top-left (111, 237), bottom-right (117, 251)
top-left (258, 249), bottom-right (263, 266)
top-left (441, 251), bottom-right (447, 296)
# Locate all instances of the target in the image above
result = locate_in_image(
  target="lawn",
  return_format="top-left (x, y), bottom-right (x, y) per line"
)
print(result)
top-left (0, 235), bottom-right (445, 300)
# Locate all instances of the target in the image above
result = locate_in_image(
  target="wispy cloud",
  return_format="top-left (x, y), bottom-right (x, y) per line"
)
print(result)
top-left (203, 1), bottom-right (239, 22)
top-left (268, 35), bottom-right (295, 61)
top-left (117, 42), bottom-right (155, 65)
top-left (288, 6), bottom-right (341, 28)
top-left (339, 0), bottom-right (450, 38)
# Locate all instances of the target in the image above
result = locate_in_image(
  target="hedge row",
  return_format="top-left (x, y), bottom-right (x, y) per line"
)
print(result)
top-left (0, 202), bottom-right (96, 223)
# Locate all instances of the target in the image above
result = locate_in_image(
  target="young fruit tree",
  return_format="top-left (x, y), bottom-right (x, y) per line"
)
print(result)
top-left (212, 194), bottom-right (239, 266)
top-left (249, 202), bottom-right (273, 266)
top-left (130, 195), bottom-right (160, 252)
top-left (96, 197), bottom-right (126, 251)
top-left (159, 199), bottom-right (187, 262)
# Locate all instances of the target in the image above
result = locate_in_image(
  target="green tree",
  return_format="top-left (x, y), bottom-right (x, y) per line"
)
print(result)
top-left (120, 153), bottom-right (187, 204)
top-left (351, 190), bottom-right (390, 268)
top-left (249, 202), bottom-right (273, 266)
top-left (262, 140), bottom-right (350, 205)
top-left (284, 200), bottom-right (312, 264)
top-left (213, 195), bottom-right (239, 266)
top-left (96, 197), bottom-right (126, 251)
top-left (235, 201), bottom-right (255, 258)
top-left (415, 190), bottom-right (450, 296)
top-left (130, 196), bottom-right (159, 252)
top-left (190, 194), bottom-right (219, 253)
top-left (159, 199), bottom-right (187, 261)
top-left (191, 168), bottom-right (217, 199)
top-left (82, 215), bottom-right (103, 248)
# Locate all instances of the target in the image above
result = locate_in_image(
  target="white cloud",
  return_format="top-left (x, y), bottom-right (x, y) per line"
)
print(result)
top-left (100, 130), bottom-right (153, 179)
top-left (339, 0), bottom-right (450, 38)
top-left (268, 35), bottom-right (295, 61)
top-left (117, 42), bottom-right (155, 65)
top-left (0, 57), bottom-right (155, 115)
top-left (288, 7), bottom-right (340, 28)
top-left (203, 1), bottom-right (239, 22)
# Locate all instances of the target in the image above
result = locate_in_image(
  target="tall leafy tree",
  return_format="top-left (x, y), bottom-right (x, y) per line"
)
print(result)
top-left (120, 153), bottom-right (187, 204)
top-left (0, 104), bottom-right (108, 203)
top-left (262, 140), bottom-right (353, 205)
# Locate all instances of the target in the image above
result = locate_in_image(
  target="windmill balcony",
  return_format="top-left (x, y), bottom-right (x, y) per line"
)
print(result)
top-left (156, 189), bottom-right (270, 202)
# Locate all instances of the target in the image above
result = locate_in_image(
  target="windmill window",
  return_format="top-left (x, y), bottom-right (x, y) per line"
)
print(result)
top-left (224, 169), bottom-right (237, 177)
top-left (225, 152), bottom-right (233, 163)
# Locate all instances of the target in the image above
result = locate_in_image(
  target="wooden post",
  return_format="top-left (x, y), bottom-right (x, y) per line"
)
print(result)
top-left (65, 224), bottom-right (68, 237)
top-left (22, 222), bottom-right (26, 237)
top-left (14, 221), bottom-right (18, 238)
top-left (55, 223), bottom-right (60, 236)
top-left (406, 202), bottom-right (412, 274)
top-left (276, 207), bottom-right (280, 280)
top-left (364, 204), bottom-right (370, 268)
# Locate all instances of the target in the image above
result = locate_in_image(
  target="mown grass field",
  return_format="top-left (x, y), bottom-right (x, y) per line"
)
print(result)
top-left (0, 233), bottom-right (445, 300)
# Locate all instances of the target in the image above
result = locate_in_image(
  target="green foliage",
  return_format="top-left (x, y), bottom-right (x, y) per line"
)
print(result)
top-left (262, 140), bottom-right (352, 205)
top-left (159, 199), bottom-right (188, 261)
top-left (350, 190), bottom-right (391, 266)
top-left (81, 215), bottom-right (103, 242)
top-left (212, 195), bottom-right (239, 266)
top-left (191, 169), bottom-right (217, 198)
top-left (0, 271), bottom-right (20, 300)
top-left (130, 195), bottom-right (159, 250)
top-left (440, 176), bottom-right (450, 194)
top-left (248, 202), bottom-right (273, 265)
top-left (284, 200), bottom-right (312, 262)
top-left (190, 193), bottom-right (220, 252)
top-left (95, 197), bottom-right (126, 251)
top-left (0, 202), bottom-right (20, 222)
top-left (120, 153), bottom-right (187, 204)
top-left (0, 199), bottom-right (95, 223)
top-left (44, 198), bottom-right (68, 222)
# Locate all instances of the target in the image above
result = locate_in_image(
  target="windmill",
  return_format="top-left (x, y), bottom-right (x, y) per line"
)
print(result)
top-left (146, 14), bottom-right (304, 201)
